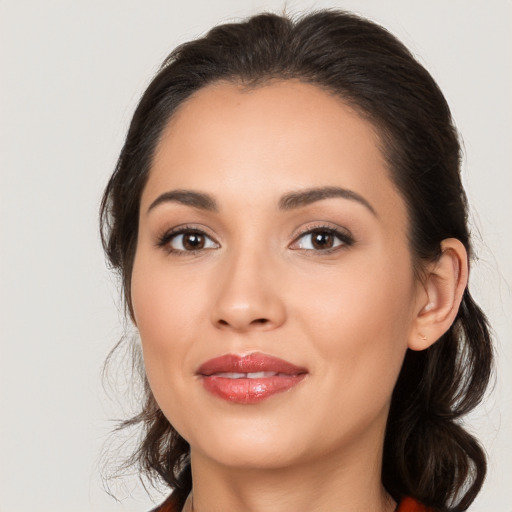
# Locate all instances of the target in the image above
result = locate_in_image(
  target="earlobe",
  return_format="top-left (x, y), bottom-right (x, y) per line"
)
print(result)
top-left (408, 238), bottom-right (468, 351)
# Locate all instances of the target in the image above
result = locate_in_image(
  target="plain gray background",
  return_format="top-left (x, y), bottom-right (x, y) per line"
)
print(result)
top-left (1, 1), bottom-right (511, 510)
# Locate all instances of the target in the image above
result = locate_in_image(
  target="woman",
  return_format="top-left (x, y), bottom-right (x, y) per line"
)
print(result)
top-left (100, 10), bottom-right (493, 512)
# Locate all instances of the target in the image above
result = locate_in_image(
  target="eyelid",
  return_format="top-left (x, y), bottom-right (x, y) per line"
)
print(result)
top-left (289, 223), bottom-right (355, 252)
top-left (156, 224), bottom-right (220, 254)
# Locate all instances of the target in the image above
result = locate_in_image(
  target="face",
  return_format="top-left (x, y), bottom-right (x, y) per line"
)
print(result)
top-left (131, 81), bottom-right (423, 471)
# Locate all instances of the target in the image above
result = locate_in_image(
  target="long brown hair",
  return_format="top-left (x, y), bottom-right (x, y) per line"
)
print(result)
top-left (100, 10), bottom-right (493, 511)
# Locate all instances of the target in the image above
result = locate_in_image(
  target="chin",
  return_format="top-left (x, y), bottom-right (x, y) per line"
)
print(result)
top-left (199, 436), bottom-right (305, 470)
top-left (185, 415), bottom-right (312, 470)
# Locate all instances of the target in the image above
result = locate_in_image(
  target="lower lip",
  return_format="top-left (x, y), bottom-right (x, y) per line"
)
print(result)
top-left (201, 374), bottom-right (306, 404)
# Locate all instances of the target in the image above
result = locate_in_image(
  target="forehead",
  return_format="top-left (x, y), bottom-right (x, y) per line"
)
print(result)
top-left (143, 80), bottom-right (405, 225)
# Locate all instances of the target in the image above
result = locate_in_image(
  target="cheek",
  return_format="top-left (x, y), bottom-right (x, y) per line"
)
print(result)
top-left (294, 253), bottom-right (415, 408)
top-left (298, 252), bottom-right (414, 335)
top-left (130, 253), bottom-right (199, 395)
top-left (131, 245), bottom-right (207, 336)
top-left (130, 265), bottom-right (207, 441)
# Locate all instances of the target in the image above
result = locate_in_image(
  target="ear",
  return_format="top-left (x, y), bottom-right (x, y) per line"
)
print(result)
top-left (408, 238), bottom-right (468, 351)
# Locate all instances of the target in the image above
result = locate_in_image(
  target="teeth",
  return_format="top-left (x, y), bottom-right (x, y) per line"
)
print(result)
top-left (215, 371), bottom-right (279, 379)
top-left (247, 371), bottom-right (277, 378)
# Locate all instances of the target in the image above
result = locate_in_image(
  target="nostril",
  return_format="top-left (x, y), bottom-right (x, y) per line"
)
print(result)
top-left (216, 317), bottom-right (270, 330)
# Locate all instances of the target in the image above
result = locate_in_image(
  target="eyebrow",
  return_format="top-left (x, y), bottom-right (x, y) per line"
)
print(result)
top-left (279, 186), bottom-right (377, 216)
top-left (147, 186), bottom-right (376, 216)
top-left (147, 190), bottom-right (218, 214)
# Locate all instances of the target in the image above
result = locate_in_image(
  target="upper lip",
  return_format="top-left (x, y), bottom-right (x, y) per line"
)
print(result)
top-left (197, 353), bottom-right (308, 376)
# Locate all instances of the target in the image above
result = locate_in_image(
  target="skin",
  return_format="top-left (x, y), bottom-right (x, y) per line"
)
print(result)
top-left (131, 80), bottom-right (468, 512)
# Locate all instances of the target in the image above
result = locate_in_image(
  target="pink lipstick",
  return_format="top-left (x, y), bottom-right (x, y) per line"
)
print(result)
top-left (197, 353), bottom-right (307, 404)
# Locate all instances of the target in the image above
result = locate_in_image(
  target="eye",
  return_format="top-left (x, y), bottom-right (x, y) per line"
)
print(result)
top-left (291, 227), bottom-right (353, 252)
top-left (158, 227), bottom-right (219, 254)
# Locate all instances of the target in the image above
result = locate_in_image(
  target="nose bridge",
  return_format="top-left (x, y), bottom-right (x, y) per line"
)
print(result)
top-left (211, 237), bottom-right (286, 331)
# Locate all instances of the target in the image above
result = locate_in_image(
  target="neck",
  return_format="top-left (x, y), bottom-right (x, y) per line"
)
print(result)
top-left (187, 435), bottom-right (395, 512)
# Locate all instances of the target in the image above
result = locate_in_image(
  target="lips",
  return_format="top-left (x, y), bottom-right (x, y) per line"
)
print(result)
top-left (197, 353), bottom-right (307, 404)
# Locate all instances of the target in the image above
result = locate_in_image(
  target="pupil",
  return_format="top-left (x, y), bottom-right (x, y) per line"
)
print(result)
top-left (184, 233), bottom-right (204, 250)
top-left (312, 232), bottom-right (333, 249)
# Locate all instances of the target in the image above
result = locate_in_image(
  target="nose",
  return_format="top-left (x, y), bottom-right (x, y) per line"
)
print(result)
top-left (210, 248), bottom-right (286, 333)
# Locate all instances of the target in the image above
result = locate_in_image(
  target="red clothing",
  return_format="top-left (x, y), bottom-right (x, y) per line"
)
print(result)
top-left (152, 495), bottom-right (433, 511)
top-left (398, 496), bottom-right (435, 512)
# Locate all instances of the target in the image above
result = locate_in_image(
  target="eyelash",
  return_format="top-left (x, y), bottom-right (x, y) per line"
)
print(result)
top-left (291, 224), bottom-right (355, 254)
top-left (156, 224), bottom-right (355, 255)
top-left (156, 225), bottom-right (219, 256)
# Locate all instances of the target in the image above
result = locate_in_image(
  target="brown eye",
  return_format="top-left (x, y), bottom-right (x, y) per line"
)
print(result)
top-left (311, 231), bottom-right (335, 250)
top-left (168, 231), bottom-right (218, 252)
top-left (292, 227), bottom-right (353, 252)
top-left (182, 233), bottom-right (205, 250)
